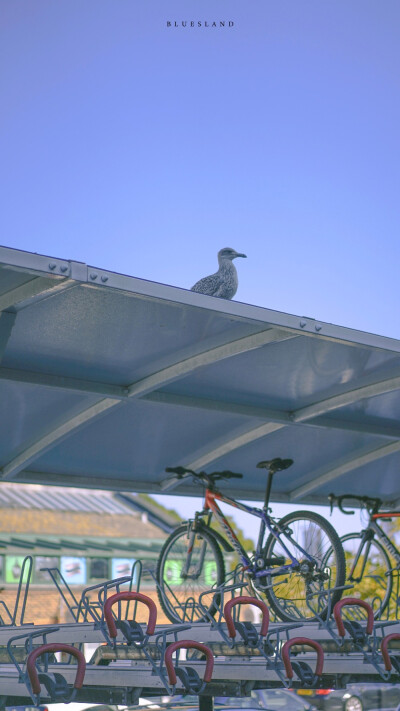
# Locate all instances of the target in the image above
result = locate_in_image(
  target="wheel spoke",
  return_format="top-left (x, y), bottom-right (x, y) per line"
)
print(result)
top-left (263, 511), bottom-right (345, 621)
top-left (157, 525), bottom-right (225, 623)
top-left (341, 533), bottom-right (392, 618)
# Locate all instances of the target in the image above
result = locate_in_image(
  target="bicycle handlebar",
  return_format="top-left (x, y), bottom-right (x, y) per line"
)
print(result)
top-left (328, 493), bottom-right (382, 515)
top-left (165, 466), bottom-right (197, 477)
top-left (163, 466), bottom-right (243, 486)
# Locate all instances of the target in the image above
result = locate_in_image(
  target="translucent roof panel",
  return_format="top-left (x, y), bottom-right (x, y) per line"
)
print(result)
top-left (1, 245), bottom-right (400, 507)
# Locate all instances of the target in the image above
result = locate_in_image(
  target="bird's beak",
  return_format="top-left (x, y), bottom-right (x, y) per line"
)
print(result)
top-left (235, 252), bottom-right (247, 258)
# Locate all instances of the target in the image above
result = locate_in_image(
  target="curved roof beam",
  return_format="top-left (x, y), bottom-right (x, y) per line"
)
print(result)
top-left (291, 375), bottom-right (400, 423)
top-left (185, 422), bottom-right (286, 472)
top-left (0, 328), bottom-right (293, 481)
top-left (5, 325), bottom-right (399, 484)
top-left (170, 373), bottom-right (400, 473)
top-left (0, 366), bottom-right (127, 398)
top-left (1, 366), bottom-right (399, 441)
top-left (0, 275), bottom-right (75, 312)
top-left (0, 274), bottom-right (77, 366)
top-left (146, 391), bottom-right (291, 423)
top-left (146, 391), bottom-right (400, 439)
top-left (127, 328), bottom-right (294, 399)
top-left (3, 334), bottom-right (399, 484)
top-left (290, 440), bottom-right (400, 500)
top-left (0, 328), bottom-right (293, 398)
top-left (0, 313), bottom-right (16, 363)
top-left (13, 468), bottom-right (167, 492)
top-left (180, 376), bottom-right (400, 472)
top-left (1, 398), bottom-right (118, 481)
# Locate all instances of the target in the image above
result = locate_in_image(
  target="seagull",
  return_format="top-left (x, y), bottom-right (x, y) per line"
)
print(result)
top-left (190, 247), bottom-right (247, 299)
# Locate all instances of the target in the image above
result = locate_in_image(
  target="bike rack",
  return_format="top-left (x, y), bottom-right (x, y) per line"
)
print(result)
top-left (7, 553), bottom-right (400, 705)
top-left (150, 563), bottom-right (209, 624)
top-left (381, 633), bottom-right (400, 674)
top-left (197, 582), bottom-right (304, 669)
top-left (376, 569), bottom-right (400, 623)
top-left (6, 626), bottom-right (61, 679)
top-left (281, 637), bottom-right (324, 687)
top-left (39, 567), bottom-right (82, 622)
top-left (100, 589), bottom-right (194, 692)
top-left (0, 556), bottom-right (33, 627)
top-left (0, 600), bottom-right (13, 626)
top-left (5, 626), bottom-right (83, 703)
top-left (223, 595), bottom-right (269, 647)
top-left (390, 570), bottom-right (400, 622)
top-left (103, 591), bottom-right (157, 647)
top-left (330, 597), bottom-right (396, 679)
top-left (41, 562), bottom-right (141, 623)
top-left (155, 557), bottom-right (256, 626)
top-left (77, 575), bottom-right (133, 623)
top-left (196, 568), bottom-right (258, 627)
top-left (91, 560), bottom-right (144, 622)
top-left (164, 640), bottom-right (214, 694)
top-left (26, 642), bottom-right (86, 704)
top-left (334, 597), bottom-right (375, 644)
top-left (209, 593), bottom-right (305, 686)
top-left (304, 584), bottom-right (354, 624)
top-left (122, 560), bottom-right (144, 620)
top-left (334, 598), bottom-right (380, 653)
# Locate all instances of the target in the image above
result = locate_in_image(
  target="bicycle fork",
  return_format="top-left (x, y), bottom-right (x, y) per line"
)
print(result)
top-left (348, 531), bottom-right (375, 583)
top-left (180, 516), bottom-right (210, 580)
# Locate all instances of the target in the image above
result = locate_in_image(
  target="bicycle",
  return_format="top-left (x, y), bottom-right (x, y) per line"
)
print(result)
top-left (328, 493), bottom-right (400, 618)
top-left (156, 458), bottom-right (346, 624)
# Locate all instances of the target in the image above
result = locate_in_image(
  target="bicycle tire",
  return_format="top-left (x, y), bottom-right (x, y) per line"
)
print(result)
top-left (156, 524), bottom-right (225, 623)
top-left (340, 532), bottom-right (393, 618)
top-left (263, 510), bottom-right (346, 621)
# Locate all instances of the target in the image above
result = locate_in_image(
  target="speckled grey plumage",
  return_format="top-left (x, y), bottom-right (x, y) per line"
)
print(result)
top-left (191, 247), bottom-right (247, 299)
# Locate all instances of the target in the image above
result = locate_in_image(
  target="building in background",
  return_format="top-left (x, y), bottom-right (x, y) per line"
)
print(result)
top-left (0, 484), bottom-right (178, 625)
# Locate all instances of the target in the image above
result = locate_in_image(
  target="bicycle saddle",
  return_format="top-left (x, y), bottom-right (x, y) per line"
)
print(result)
top-left (256, 458), bottom-right (293, 474)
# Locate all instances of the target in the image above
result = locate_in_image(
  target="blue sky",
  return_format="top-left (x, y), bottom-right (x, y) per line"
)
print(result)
top-left (1, 0), bottom-right (399, 538)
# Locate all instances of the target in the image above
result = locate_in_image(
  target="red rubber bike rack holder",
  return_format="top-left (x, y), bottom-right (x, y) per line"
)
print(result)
top-left (281, 638), bottom-right (324, 680)
top-left (333, 598), bottom-right (374, 637)
top-left (381, 633), bottom-right (400, 671)
top-left (224, 596), bottom-right (270, 638)
top-left (104, 591), bottom-right (157, 639)
top-left (26, 643), bottom-right (86, 695)
top-left (164, 640), bottom-right (214, 686)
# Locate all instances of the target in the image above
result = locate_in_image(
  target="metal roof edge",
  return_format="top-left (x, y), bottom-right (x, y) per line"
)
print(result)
top-left (1, 244), bottom-right (400, 353)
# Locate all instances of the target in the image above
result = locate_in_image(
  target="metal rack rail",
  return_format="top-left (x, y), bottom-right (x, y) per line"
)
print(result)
top-left (2, 564), bottom-right (400, 708)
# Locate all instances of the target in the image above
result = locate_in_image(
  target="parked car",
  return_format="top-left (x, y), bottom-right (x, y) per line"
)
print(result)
top-left (79, 690), bottom-right (315, 711)
top-left (152, 689), bottom-right (316, 711)
top-left (214, 689), bottom-right (316, 711)
top-left (294, 684), bottom-right (400, 711)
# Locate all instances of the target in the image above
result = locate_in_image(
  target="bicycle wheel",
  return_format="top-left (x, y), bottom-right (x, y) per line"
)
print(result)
top-left (263, 510), bottom-right (346, 621)
top-left (340, 532), bottom-right (392, 618)
top-left (156, 524), bottom-right (225, 623)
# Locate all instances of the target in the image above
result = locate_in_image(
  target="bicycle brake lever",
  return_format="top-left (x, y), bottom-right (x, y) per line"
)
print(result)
top-left (328, 493), bottom-right (334, 516)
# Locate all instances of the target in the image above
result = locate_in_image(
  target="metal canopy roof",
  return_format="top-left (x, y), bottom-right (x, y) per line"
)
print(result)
top-left (1, 245), bottom-right (400, 507)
